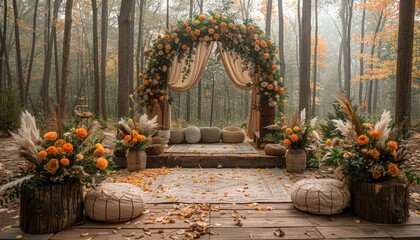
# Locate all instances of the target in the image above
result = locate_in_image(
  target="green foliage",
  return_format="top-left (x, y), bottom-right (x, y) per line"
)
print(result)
top-left (0, 90), bottom-right (21, 136)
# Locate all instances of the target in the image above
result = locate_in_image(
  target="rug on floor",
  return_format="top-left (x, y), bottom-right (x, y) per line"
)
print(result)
top-left (144, 168), bottom-right (293, 203)
top-left (165, 142), bottom-right (258, 154)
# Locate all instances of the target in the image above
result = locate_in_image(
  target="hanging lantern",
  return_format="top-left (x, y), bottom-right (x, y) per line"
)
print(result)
top-left (204, 84), bottom-right (212, 98)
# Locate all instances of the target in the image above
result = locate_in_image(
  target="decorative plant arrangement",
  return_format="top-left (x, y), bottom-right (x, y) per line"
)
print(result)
top-left (322, 96), bottom-right (419, 184)
top-left (133, 11), bottom-right (285, 110)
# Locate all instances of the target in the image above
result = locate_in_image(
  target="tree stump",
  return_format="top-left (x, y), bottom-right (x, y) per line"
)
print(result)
top-left (352, 180), bottom-right (409, 224)
top-left (20, 183), bottom-right (84, 233)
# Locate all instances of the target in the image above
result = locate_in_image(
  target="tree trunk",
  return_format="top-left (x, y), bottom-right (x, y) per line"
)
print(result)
top-left (352, 180), bottom-right (409, 224)
top-left (166, 0), bottom-right (170, 29)
top-left (342, 0), bottom-right (353, 98)
top-left (118, 0), bottom-right (133, 118)
top-left (92, 0), bottom-right (100, 116)
top-left (278, 0), bottom-right (285, 80)
top-left (395, 0), bottom-right (415, 134)
top-left (41, 0), bottom-right (62, 112)
top-left (53, 26), bottom-right (60, 102)
top-left (12, 0), bottom-right (26, 108)
top-left (266, 0), bottom-right (272, 37)
top-left (372, 44), bottom-right (383, 113)
top-left (338, 39), bottom-right (343, 89)
top-left (358, 0), bottom-right (366, 106)
top-left (20, 183), bottom-right (84, 234)
top-left (100, 0), bottom-right (108, 119)
top-left (24, 0), bottom-right (39, 107)
top-left (311, 0), bottom-right (318, 117)
top-left (136, 0), bottom-right (144, 87)
top-left (59, 0), bottom-right (74, 120)
top-left (299, 0), bottom-right (311, 115)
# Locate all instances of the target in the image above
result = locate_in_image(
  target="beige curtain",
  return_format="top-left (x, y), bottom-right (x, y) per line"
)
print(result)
top-left (161, 42), bottom-right (214, 128)
top-left (217, 42), bottom-right (257, 139)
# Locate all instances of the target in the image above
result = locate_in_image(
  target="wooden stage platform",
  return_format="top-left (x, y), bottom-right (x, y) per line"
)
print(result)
top-left (2, 203), bottom-right (420, 239)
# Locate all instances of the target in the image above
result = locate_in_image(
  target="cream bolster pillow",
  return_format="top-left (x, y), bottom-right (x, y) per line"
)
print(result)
top-left (291, 179), bottom-right (351, 215)
top-left (185, 126), bottom-right (201, 143)
top-left (84, 183), bottom-right (145, 223)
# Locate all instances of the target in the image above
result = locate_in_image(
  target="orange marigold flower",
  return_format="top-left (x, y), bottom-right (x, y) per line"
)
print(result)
top-left (194, 29), bottom-right (201, 36)
top-left (372, 170), bottom-right (382, 179)
top-left (369, 130), bottom-right (380, 139)
top-left (157, 44), bottom-right (163, 50)
top-left (137, 134), bottom-right (147, 142)
top-left (283, 139), bottom-right (291, 146)
top-left (387, 141), bottom-right (398, 151)
top-left (267, 40), bottom-right (273, 45)
top-left (186, 27), bottom-right (191, 32)
top-left (260, 41), bottom-right (267, 47)
top-left (60, 157), bottom-right (70, 166)
top-left (164, 34), bottom-right (170, 40)
top-left (272, 65), bottom-right (277, 70)
top-left (368, 148), bottom-right (380, 159)
top-left (38, 150), bottom-right (48, 158)
top-left (181, 44), bottom-right (188, 51)
top-left (96, 157), bottom-right (108, 170)
top-left (264, 53), bottom-right (269, 59)
top-left (95, 143), bottom-right (103, 149)
top-left (285, 128), bottom-right (292, 134)
top-left (220, 22), bottom-right (227, 28)
top-left (325, 139), bottom-right (332, 146)
top-left (46, 146), bottom-right (58, 155)
top-left (44, 131), bottom-right (58, 141)
top-left (267, 84), bottom-right (273, 90)
top-left (124, 135), bottom-right (132, 142)
top-left (208, 28), bottom-right (214, 34)
top-left (279, 88), bottom-right (285, 94)
top-left (289, 134), bottom-right (299, 142)
top-left (293, 126), bottom-right (300, 132)
top-left (54, 139), bottom-right (66, 147)
top-left (94, 147), bottom-right (107, 157)
top-left (165, 44), bottom-right (171, 50)
top-left (192, 35), bottom-right (197, 41)
top-left (356, 135), bottom-right (369, 145)
top-left (62, 143), bottom-right (74, 153)
top-left (76, 128), bottom-right (88, 138)
top-left (228, 22), bottom-right (234, 28)
top-left (75, 154), bottom-right (84, 160)
top-left (214, 14), bottom-right (220, 19)
top-left (275, 49), bottom-right (279, 54)
top-left (45, 159), bottom-right (59, 174)
top-left (214, 33), bottom-right (220, 39)
top-left (159, 95), bottom-right (165, 101)
top-left (199, 14), bottom-right (205, 20)
top-left (248, 26), bottom-right (254, 31)
top-left (144, 80), bottom-right (150, 85)
top-left (139, 85), bottom-right (145, 91)
top-left (138, 73), bottom-right (143, 79)
top-left (387, 163), bottom-right (400, 177)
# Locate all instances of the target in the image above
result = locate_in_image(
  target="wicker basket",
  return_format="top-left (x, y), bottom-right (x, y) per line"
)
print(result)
top-left (127, 150), bottom-right (147, 171)
top-left (286, 149), bottom-right (307, 172)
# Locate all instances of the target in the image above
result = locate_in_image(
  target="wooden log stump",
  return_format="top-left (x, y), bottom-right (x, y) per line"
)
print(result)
top-left (352, 180), bottom-right (409, 224)
top-left (20, 183), bottom-right (84, 234)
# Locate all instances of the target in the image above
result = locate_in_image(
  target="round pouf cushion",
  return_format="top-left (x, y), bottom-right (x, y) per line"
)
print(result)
top-left (84, 183), bottom-right (145, 223)
top-left (185, 126), bottom-right (201, 143)
top-left (291, 179), bottom-right (350, 215)
top-left (264, 144), bottom-right (286, 156)
top-left (200, 127), bottom-right (222, 143)
top-left (169, 129), bottom-right (185, 144)
top-left (221, 126), bottom-right (246, 143)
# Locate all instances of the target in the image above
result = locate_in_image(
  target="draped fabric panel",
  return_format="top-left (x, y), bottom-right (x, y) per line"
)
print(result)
top-left (247, 86), bottom-right (260, 139)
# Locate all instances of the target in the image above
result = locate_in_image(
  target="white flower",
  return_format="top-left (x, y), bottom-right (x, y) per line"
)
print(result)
top-left (254, 45), bottom-right (260, 51)
top-left (332, 119), bottom-right (353, 138)
top-left (158, 51), bottom-right (163, 55)
top-left (280, 77), bottom-right (284, 84)
top-left (162, 65), bottom-right (167, 72)
top-left (274, 81), bottom-right (278, 87)
top-left (269, 99), bottom-right (276, 106)
top-left (237, 34), bottom-right (242, 39)
top-left (175, 38), bottom-right (180, 43)
top-left (310, 117), bottom-right (317, 128)
top-left (311, 130), bottom-right (320, 140)
top-left (374, 110), bottom-right (392, 143)
top-left (261, 82), bottom-right (268, 87)
top-left (264, 92), bottom-right (268, 95)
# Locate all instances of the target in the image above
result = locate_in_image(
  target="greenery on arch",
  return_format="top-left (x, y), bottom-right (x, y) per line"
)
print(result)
top-left (134, 12), bottom-right (286, 110)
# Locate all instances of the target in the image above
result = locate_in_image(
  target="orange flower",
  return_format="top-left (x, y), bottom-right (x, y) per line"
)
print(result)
top-left (124, 135), bottom-right (132, 142)
top-left (220, 22), bottom-right (227, 28)
top-left (144, 80), bottom-right (150, 85)
top-left (372, 170), bottom-right (382, 179)
top-left (214, 14), bottom-right (220, 19)
top-left (38, 150), bottom-right (48, 158)
top-left (194, 29), bottom-right (201, 36)
top-left (94, 147), bottom-right (107, 157)
top-left (283, 139), bottom-right (291, 146)
top-left (227, 33), bottom-right (233, 38)
top-left (293, 126), bottom-right (300, 132)
top-left (325, 139), bottom-right (332, 146)
top-left (285, 128), bottom-right (292, 134)
top-left (165, 44), bottom-right (171, 50)
top-left (228, 22), bottom-right (234, 28)
top-left (159, 95), bottom-right (165, 101)
top-left (387, 163), bottom-right (400, 177)
top-left (260, 41), bottom-right (267, 47)
top-left (186, 27), bottom-right (191, 32)
top-left (264, 53), bottom-right (269, 59)
top-left (248, 26), bottom-right (254, 31)
top-left (138, 73), bottom-right (143, 79)
top-left (155, 75), bottom-right (161, 80)
top-left (199, 14), bottom-right (205, 20)
top-left (214, 33), bottom-right (220, 39)
top-left (290, 134), bottom-right (299, 142)
top-left (267, 84), bottom-right (273, 90)
top-left (208, 28), bottom-right (214, 34)
top-left (387, 141), bottom-right (398, 151)
top-left (356, 135), bottom-right (369, 145)
top-left (272, 65), bottom-right (277, 70)
top-left (181, 44), bottom-right (188, 51)
top-left (62, 143), bottom-right (74, 153)
top-left (96, 157), bottom-right (108, 170)
top-left (157, 44), bottom-right (163, 50)
top-left (45, 159), bottom-right (59, 174)
top-left (164, 34), bottom-right (170, 40)
top-left (46, 146), bottom-right (58, 155)
top-left (279, 88), bottom-right (285, 94)
top-left (192, 35), bottom-right (197, 41)
top-left (75, 154), bottom-right (84, 160)
top-left (54, 139), bottom-right (66, 147)
top-left (44, 131), bottom-right (58, 141)
top-left (139, 85), bottom-right (145, 91)
top-left (369, 130), bottom-right (380, 139)
top-left (76, 128), bottom-right (88, 138)
top-left (368, 148), bottom-right (380, 159)
top-left (60, 158), bottom-right (70, 166)
top-left (267, 40), bottom-right (273, 45)
top-left (281, 125), bottom-right (287, 130)
top-left (137, 134), bottom-right (147, 142)
top-left (275, 49), bottom-right (279, 54)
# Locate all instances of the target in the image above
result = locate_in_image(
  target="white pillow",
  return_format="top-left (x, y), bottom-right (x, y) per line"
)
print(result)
top-left (185, 126), bottom-right (201, 143)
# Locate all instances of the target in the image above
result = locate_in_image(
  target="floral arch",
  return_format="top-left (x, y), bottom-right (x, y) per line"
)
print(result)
top-left (133, 12), bottom-right (285, 137)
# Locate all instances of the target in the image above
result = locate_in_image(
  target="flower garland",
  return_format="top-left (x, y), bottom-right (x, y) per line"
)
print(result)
top-left (134, 11), bottom-right (285, 109)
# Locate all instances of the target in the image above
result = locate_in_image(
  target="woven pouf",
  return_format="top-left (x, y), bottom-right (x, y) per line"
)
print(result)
top-left (221, 126), bottom-right (246, 143)
top-left (185, 126), bottom-right (201, 143)
top-left (84, 183), bottom-right (145, 223)
top-left (291, 179), bottom-right (350, 215)
top-left (169, 129), bottom-right (185, 144)
top-left (200, 127), bottom-right (222, 143)
top-left (264, 144), bottom-right (286, 156)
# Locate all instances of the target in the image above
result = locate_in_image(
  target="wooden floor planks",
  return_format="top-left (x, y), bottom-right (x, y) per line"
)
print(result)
top-left (1, 203), bottom-right (420, 239)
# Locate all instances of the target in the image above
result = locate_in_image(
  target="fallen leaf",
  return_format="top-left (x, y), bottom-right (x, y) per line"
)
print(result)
top-left (354, 219), bottom-right (361, 224)
top-left (176, 230), bottom-right (185, 235)
top-left (274, 228), bottom-right (285, 237)
top-left (15, 235), bottom-right (23, 239)
top-left (234, 218), bottom-right (243, 227)
top-left (122, 232), bottom-right (136, 237)
top-left (249, 233), bottom-right (253, 238)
